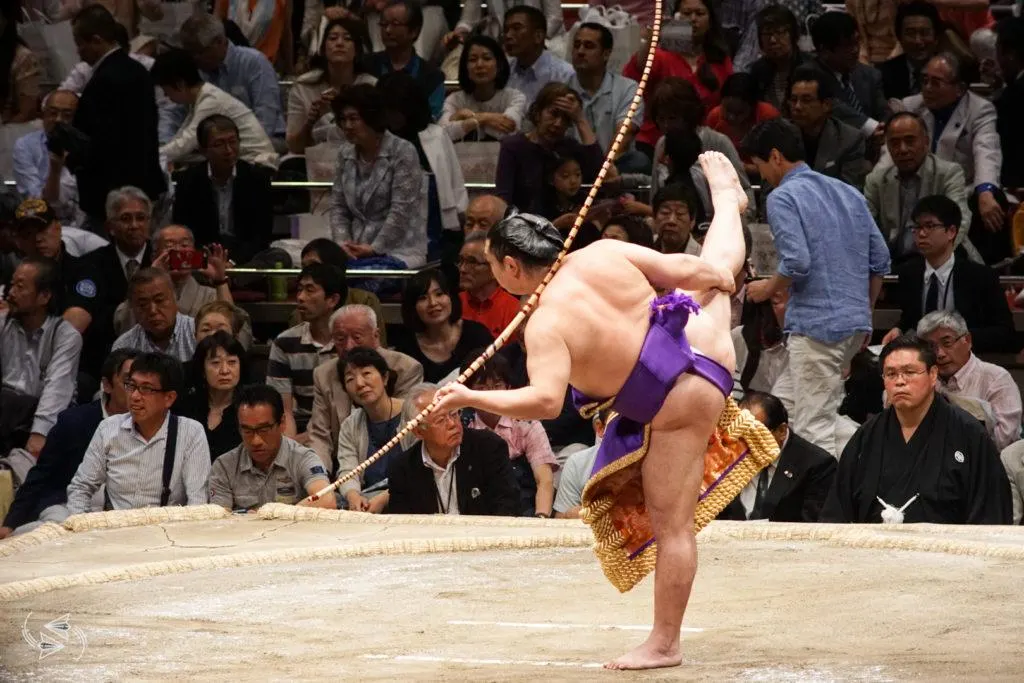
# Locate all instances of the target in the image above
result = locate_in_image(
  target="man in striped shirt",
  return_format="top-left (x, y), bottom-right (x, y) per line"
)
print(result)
top-left (66, 352), bottom-right (210, 513)
top-left (266, 263), bottom-right (347, 444)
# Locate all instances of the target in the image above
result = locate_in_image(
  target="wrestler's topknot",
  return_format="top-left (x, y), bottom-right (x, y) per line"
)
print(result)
top-left (487, 210), bottom-right (563, 269)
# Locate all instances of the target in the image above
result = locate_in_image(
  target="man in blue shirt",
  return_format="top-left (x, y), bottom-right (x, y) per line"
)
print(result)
top-left (369, 0), bottom-right (445, 120)
top-left (178, 13), bottom-right (286, 141)
top-left (744, 118), bottom-right (890, 457)
top-left (12, 90), bottom-right (80, 225)
top-left (504, 5), bottom-right (573, 106)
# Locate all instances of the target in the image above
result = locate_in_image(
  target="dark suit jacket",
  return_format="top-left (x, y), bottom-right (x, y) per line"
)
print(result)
top-left (73, 49), bottom-right (166, 223)
top-left (87, 242), bottom-right (154, 308)
top-left (996, 75), bottom-right (1024, 188)
top-left (878, 54), bottom-right (920, 101)
top-left (894, 255), bottom-right (1014, 352)
top-left (387, 428), bottom-right (520, 516)
top-left (813, 58), bottom-right (888, 131)
top-left (718, 432), bottom-right (837, 523)
top-left (2, 401), bottom-right (104, 529)
top-left (171, 160), bottom-right (274, 259)
top-left (810, 117), bottom-right (868, 189)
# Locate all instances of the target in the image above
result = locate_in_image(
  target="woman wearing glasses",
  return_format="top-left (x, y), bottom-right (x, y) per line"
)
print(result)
top-left (180, 331), bottom-right (245, 461)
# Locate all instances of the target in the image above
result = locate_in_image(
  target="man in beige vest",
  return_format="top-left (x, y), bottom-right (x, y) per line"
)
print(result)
top-left (308, 304), bottom-right (423, 471)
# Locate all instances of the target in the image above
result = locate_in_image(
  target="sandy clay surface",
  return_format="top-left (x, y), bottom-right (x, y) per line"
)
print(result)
top-left (1, 518), bottom-right (1023, 681)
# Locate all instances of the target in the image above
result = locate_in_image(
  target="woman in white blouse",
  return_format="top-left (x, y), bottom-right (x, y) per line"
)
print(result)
top-left (285, 17), bottom-right (377, 154)
top-left (440, 35), bottom-right (526, 142)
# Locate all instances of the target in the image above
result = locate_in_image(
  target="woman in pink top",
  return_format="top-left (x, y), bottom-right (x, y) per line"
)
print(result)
top-left (623, 0), bottom-right (733, 158)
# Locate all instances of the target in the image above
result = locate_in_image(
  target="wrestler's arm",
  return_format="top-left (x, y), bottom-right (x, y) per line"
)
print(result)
top-left (618, 241), bottom-right (735, 293)
top-left (434, 316), bottom-right (570, 420)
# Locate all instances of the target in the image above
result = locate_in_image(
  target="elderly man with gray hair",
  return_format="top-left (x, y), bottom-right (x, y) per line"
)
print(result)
top-left (177, 13), bottom-right (285, 142)
top-left (307, 304), bottom-right (424, 471)
top-left (916, 310), bottom-right (1022, 451)
top-left (112, 267), bottom-right (197, 362)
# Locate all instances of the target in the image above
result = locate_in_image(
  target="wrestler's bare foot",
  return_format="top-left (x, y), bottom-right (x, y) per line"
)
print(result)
top-left (604, 639), bottom-right (682, 671)
top-left (699, 151), bottom-right (748, 214)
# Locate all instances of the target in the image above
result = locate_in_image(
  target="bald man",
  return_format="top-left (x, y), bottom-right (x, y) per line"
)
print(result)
top-left (463, 194), bottom-right (508, 234)
top-left (12, 90), bottom-right (80, 222)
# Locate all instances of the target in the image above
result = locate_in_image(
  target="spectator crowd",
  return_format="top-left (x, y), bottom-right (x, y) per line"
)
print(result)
top-left (3, 0), bottom-right (1024, 538)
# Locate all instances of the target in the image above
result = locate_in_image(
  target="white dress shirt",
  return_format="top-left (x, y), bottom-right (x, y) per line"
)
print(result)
top-left (739, 432), bottom-right (789, 519)
top-left (421, 444), bottom-right (461, 515)
top-left (940, 353), bottom-right (1023, 450)
top-left (922, 253), bottom-right (955, 313)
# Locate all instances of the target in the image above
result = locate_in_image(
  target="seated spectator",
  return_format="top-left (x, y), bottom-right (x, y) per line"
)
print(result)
top-left (0, 349), bottom-right (137, 538)
top-left (113, 225), bottom-right (234, 336)
top-left (368, 0), bottom-right (445, 119)
top-left (495, 83), bottom-right (601, 216)
top-left (0, 258), bottom-right (82, 458)
top-left (552, 406), bottom-right (609, 519)
top-left (171, 114), bottom-right (274, 264)
top-left (335, 347), bottom-right (409, 511)
top-left (568, 22), bottom-right (644, 171)
top-left (916, 311), bottom-right (1022, 451)
top-left (394, 270), bottom-right (494, 383)
top-left (1000, 441), bottom-right (1024, 524)
top-left (463, 194), bottom-right (508, 235)
top-left (209, 384), bottom-right (335, 511)
top-left (733, 289), bottom-right (791, 408)
top-left (882, 195), bottom-right (1013, 353)
top-left (213, 0), bottom-right (290, 67)
top-left (898, 53), bottom-right (1003, 233)
top-left (387, 383), bottom-right (519, 515)
top-left (112, 268), bottom-right (197, 362)
top-left (865, 112), bottom-right (973, 265)
top-left (463, 352), bottom-right (557, 517)
top-left (718, 391), bottom-right (835, 522)
top-left (547, 155), bottom-right (586, 227)
top-left (623, 0), bottom-right (732, 158)
top-left (879, 1), bottom-right (942, 101)
top-left (378, 71), bottom-right (468, 261)
top-left (651, 184), bottom-right (702, 257)
top-left (297, 238), bottom-right (386, 343)
top-left (820, 335), bottom-right (1011, 524)
top-left (0, 4), bottom-right (40, 124)
top-left (12, 90), bottom-right (80, 224)
top-left (152, 49), bottom-right (278, 170)
top-left (785, 66), bottom-right (868, 189)
top-left (660, 129), bottom-right (710, 222)
top-left (309, 304), bottom-right (423, 471)
top-left (647, 78), bottom-right (754, 207)
top-left (195, 300), bottom-right (248, 343)
top-left (458, 232), bottom-right (521, 339)
top-left (995, 17), bottom-right (1024, 192)
top-left (179, 12), bottom-right (286, 141)
top-left (89, 186), bottom-right (154, 308)
top-left (286, 17), bottom-right (378, 154)
top-left (600, 214), bottom-right (655, 249)
top-left (328, 84), bottom-right (428, 271)
top-left (747, 5), bottom-right (814, 111)
top-left (445, 0), bottom-right (566, 50)
top-left (66, 352), bottom-right (211, 514)
top-left (441, 35), bottom-right (525, 142)
top-left (705, 73), bottom-right (781, 179)
top-left (179, 332), bottom-right (245, 460)
top-left (809, 12), bottom-right (888, 140)
top-left (503, 6), bottom-right (574, 106)
top-left (267, 263), bottom-right (346, 440)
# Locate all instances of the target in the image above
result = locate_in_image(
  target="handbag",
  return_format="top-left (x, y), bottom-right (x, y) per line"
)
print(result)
top-left (565, 5), bottom-right (642, 74)
top-left (18, 10), bottom-right (77, 85)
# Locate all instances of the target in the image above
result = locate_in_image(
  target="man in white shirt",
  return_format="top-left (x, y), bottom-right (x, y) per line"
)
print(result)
top-left (151, 49), bottom-right (278, 170)
top-left (917, 310), bottom-right (1023, 451)
top-left (66, 352), bottom-right (210, 514)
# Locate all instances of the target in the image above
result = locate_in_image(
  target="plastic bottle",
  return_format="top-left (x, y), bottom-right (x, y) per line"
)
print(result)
top-left (269, 262), bottom-right (288, 302)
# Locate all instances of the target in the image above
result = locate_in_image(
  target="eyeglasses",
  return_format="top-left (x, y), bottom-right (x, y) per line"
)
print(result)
top-left (124, 381), bottom-right (165, 396)
top-left (932, 333), bottom-right (966, 349)
top-left (457, 258), bottom-right (488, 268)
top-left (117, 212), bottom-right (150, 223)
top-left (910, 221), bottom-right (950, 233)
top-left (882, 368), bottom-right (929, 382)
top-left (240, 423), bottom-right (278, 438)
top-left (759, 27), bottom-right (790, 40)
top-left (378, 20), bottom-right (409, 28)
top-left (424, 411), bottom-right (460, 427)
top-left (921, 75), bottom-right (956, 88)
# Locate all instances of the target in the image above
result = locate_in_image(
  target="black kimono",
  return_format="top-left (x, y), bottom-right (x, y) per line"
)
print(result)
top-left (820, 395), bottom-right (1012, 525)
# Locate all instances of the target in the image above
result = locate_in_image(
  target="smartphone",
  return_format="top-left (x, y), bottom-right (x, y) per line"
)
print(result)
top-left (168, 248), bottom-right (206, 271)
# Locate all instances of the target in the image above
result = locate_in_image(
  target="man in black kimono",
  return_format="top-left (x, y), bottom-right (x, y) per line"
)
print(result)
top-left (820, 334), bottom-right (1011, 524)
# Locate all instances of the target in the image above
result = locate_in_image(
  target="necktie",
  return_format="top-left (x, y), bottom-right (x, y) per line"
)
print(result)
top-left (844, 77), bottom-right (864, 115)
top-left (925, 273), bottom-right (940, 313)
top-left (126, 258), bottom-right (139, 281)
top-left (750, 468), bottom-right (771, 519)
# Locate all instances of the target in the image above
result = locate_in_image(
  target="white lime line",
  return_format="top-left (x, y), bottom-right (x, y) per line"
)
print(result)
top-left (361, 653), bottom-right (604, 668)
top-left (447, 619), bottom-right (704, 633)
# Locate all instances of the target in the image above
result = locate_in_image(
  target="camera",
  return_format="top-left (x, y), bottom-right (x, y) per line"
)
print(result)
top-left (167, 248), bottom-right (206, 271)
top-left (45, 122), bottom-right (90, 173)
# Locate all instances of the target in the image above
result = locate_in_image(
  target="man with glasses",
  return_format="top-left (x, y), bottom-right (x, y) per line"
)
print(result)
top-left (457, 232), bottom-right (520, 339)
top-left (820, 334), bottom-right (1011, 524)
top-left (882, 195), bottom-right (1013, 353)
top-left (897, 52), bottom-right (1004, 235)
top-left (387, 383), bottom-right (519, 516)
top-left (652, 183), bottom-right (702, 257)
top-left (916, 310), bottom-right (1022, 451)
top-left (66, 352), bottom-right (210, 514)
top-left (88, 186), bottom-right (154, 308)
top-left (368, 0), bottom-right (445, 120)
top-left (209, 385), bottom-right (335, 511)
